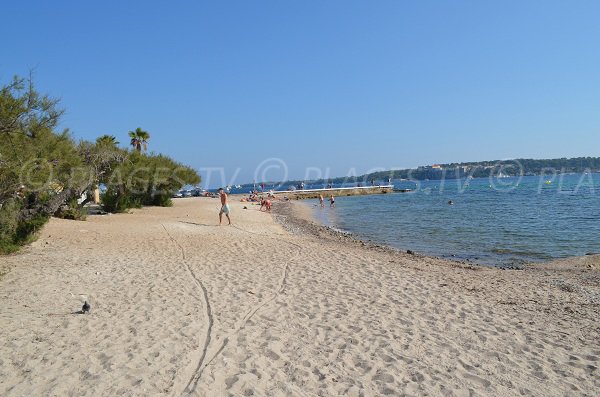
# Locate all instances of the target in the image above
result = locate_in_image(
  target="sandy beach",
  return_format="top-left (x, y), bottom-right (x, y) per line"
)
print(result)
top-left (0, 197), bottom-right (598, 396)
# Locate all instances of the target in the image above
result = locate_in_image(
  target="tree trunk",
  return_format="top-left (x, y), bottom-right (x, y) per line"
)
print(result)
top-left (17, 186), bottom-right (83, 221)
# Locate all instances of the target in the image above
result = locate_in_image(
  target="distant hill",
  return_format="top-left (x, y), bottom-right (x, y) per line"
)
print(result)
top-left (240, 157), bottom-right (600, 188)
top-left (362, 156), bottom-right (600, 182)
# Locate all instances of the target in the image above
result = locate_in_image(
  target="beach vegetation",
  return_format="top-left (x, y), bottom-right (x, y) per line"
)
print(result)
top-left (99, 151), bottom-right (199, 212)
top-left (0, 75), bottom-right (200, 253)
top-left (0, 75), bottom-right (86, 252)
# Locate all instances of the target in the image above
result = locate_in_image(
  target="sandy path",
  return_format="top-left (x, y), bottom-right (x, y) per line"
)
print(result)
top-left (0, 198), bottom-right (598, 396)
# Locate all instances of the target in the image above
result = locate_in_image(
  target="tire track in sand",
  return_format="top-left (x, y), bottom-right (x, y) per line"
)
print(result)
top-left (160, 223), bottom-right (213, 397)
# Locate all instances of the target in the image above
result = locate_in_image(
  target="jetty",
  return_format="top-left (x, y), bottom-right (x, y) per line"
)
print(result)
top-left (271, 185), bottom-right (397, 200)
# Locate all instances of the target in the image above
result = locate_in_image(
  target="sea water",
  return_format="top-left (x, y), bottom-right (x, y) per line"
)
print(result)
top-left (306, 174), bottom-right (600, 267)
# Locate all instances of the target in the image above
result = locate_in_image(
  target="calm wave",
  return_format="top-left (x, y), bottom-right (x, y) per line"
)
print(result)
top-left (306, 174), bottom-right (600, 267)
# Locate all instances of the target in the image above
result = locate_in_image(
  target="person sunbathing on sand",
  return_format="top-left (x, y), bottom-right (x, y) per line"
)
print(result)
top-left (218, 188), bottom-right (231, 225)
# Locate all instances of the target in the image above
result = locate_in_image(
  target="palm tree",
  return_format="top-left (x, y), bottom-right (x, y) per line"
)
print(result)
top-left (95, 135), bottom-right (120, 147)
top-left (128, 127), bottom-right (150, 152)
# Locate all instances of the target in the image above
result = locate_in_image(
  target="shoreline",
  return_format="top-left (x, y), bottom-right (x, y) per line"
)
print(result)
top-left (0, 198), bottom-right (598, 396)
top-left (285, 196), bottom-right (597, 269)
top-left (271, 200), bottom-right (478, 270)
top-left (276, 199), bottom-right (600, 270)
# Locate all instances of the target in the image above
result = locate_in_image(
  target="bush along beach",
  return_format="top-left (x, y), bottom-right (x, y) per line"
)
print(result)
top-left (0, 75), bottom-right (200, 253)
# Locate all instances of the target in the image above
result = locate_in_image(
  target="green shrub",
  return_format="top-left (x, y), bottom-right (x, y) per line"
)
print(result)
top-left (14, 214), bottom-right (49, 243)
top-left (101, 188), bottom-right (142, 213)
top-left (99, 152), bottom-right (199, 213)
top-left (55, 198), bottom-right (87, 221)
top-left (0, 200), bottom-right (49, 254)
top-left (0, 240), bottom-right (19, 255)
top-left (148, 192), bottom-right (173, 207)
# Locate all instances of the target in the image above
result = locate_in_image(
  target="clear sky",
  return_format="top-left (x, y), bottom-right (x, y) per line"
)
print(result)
top-left (2, 1), bottom-right (599, 187)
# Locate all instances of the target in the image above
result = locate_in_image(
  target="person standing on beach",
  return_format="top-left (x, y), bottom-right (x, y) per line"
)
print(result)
top-left (218, 188), bottom-right (231, 225)
top-left (319, 194), bottom-right (324, 208)
top-left (329, 194), bottom-right (335, 207)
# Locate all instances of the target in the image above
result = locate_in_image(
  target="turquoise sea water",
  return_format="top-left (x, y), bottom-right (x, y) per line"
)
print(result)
top-left (307, 174), bottom-right (600, 267)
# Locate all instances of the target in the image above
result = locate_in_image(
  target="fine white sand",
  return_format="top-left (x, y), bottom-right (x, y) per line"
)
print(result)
top-left (0, 198), bottom-right (598, 396)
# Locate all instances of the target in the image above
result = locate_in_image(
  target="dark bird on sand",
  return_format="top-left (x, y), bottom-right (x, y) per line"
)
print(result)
top-left (82, 301), bottom-right (91, 314)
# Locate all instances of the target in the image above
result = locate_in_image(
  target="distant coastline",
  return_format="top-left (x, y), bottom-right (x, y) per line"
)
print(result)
top-left (230, 156), bottom-right (600, 190)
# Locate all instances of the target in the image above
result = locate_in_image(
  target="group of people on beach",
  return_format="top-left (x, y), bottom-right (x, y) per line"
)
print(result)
top-left (217, 189), bottom-right (336, 226)
top-left (217, 188), bottom-right (277, 225)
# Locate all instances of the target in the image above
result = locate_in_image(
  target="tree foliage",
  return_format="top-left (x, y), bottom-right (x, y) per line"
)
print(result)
top-left (96, 134), bottom-right (119, 146)
top-left (128, 127), bottom-right (150, 152)
top-left (100, 151), bottom-right (200, 212)
top-left (0, 76), bottom-right (85, 251)
top-left (0, 75), bottom-right (200, 253)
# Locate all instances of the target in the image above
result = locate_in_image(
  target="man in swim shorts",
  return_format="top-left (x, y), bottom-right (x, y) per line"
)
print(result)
top-left (218, 188), bottom-right (231, 225)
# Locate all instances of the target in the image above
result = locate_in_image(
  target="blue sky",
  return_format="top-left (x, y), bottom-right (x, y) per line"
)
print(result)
top-left (2, 1), bottom-right (599, 187)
